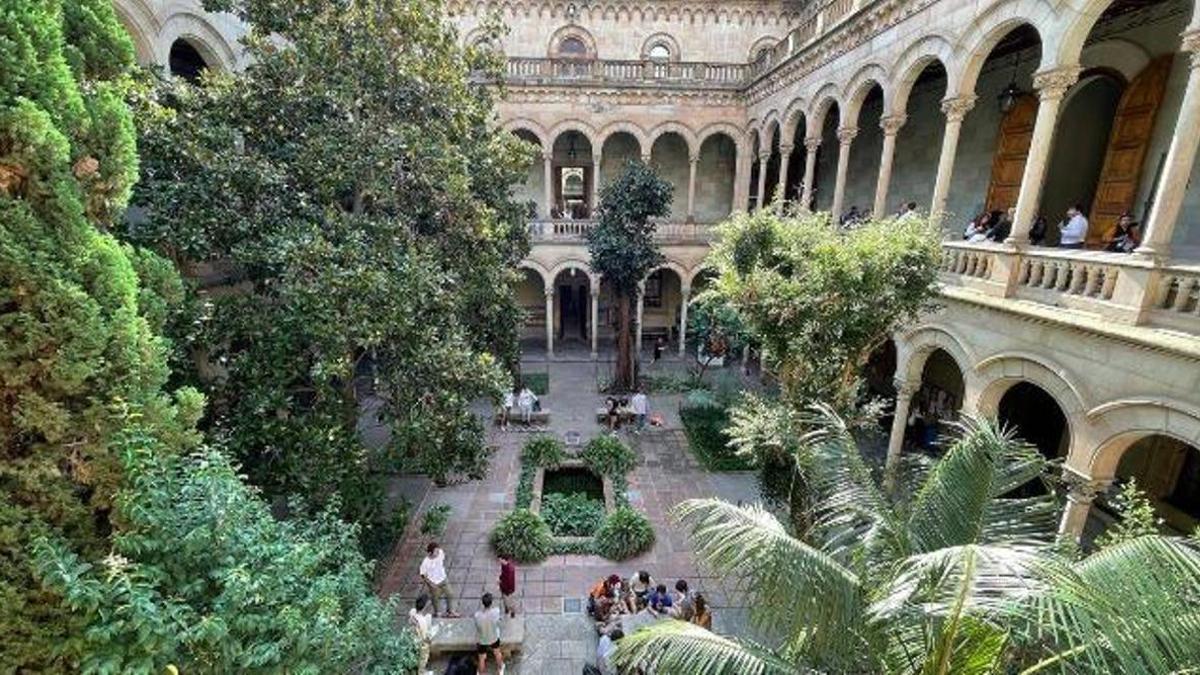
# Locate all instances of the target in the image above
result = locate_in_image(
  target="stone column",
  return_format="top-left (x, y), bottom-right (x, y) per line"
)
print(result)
top-left (831, 127), bottom-right (858, 219)
top-left (1138, 31), bottom-right (1200, 258)
top-left (544, 286), bottom-right (555, 357)
top-left (883, 379), bottom-right (918, 492)
top-left (1008, 67), bottom-right (1080, 243)
top-left (873, 115), bottom-right (907, 219)
top-left (755, 152), bottom-right (769, 210)
top-left (686, 154), bottom-right (699, 222)
top-left (1058, 468), bottom-right (1111, 542)
top-left (678, 285), bottom-right (691, 356)
top-left (800, 137), bottom-right (820, 211)
top-left (635, 281), bottom-right (646, 356)
top-left (542, 152), bottom-right (554, 219)
top-left (590, 287), bottom-right (599, 360)
top-left (777, 143), bottom-right (793, 207)
top-left (591, 156), bottom-right (602, 216)
top-left (929, 96), bottom-right (976, 223)
top-left (733, 143), bottom-right (752, 212)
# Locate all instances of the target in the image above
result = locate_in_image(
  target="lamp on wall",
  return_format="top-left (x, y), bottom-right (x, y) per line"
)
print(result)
top-left (997, 52), bottom-right (1025, 114)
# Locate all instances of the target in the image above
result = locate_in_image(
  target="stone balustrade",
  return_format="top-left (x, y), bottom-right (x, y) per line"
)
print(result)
top-left (939, 241), bottom-right (1200, 333)
top-left (527, 220), bottom-right (714, 243)
top-left (502, 57), bottom-right (750, 88)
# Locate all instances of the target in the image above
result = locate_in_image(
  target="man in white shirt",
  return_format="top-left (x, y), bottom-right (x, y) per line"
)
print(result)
top-left (419, 542), bottom-right (458, 617)
top-left (1059, 205), bottom-right (1088, 249)
top-left (596, 628), bottom-right (624, 675)
top-left (408, 596), bottom-right (436, 674)
top-left (474, 593), bottom-right (505, 675)
top-left (630, 388), bottom-right (649, 434)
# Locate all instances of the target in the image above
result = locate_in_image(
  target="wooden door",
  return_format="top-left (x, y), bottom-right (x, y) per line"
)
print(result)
top-left (985, 95), bottom-right (1038, 212)
top-left (1089, 55), bottom-right (1172, 245)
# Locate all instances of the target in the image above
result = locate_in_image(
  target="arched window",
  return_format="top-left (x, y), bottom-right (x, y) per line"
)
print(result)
top-left (647, 43), bottom-right (671, 61)
top-left (559, 37), bottom-right (588, 58)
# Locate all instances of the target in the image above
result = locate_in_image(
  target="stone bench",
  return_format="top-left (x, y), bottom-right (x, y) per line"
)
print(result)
top-left (428, 616), bottom-right (525, 657)
top-left (494, 409), bottom-right (550, 426)
top-left (596, 407), bottom-right (636, 424)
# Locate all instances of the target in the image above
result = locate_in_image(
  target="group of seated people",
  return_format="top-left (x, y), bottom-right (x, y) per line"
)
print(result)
top-left (587, 573), bottom-right (713, 674)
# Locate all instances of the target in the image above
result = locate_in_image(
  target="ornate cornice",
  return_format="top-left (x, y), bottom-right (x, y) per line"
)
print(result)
top-left (447, 0), bottom-right (802, 28)
top-left (940, 95), bottom-right (976, 122)
top-left (501, 85), bottom-right (746, 107)
top-left (1033, 66), bottom-right (1081, 101)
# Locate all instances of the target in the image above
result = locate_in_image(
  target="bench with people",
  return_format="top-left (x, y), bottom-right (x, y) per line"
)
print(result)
top-left (494, 382), bottom-right (549, 429)
top-left (585, 572), bottom-right (715, 674)
top-left (597, 388), bottom-right (656, 434)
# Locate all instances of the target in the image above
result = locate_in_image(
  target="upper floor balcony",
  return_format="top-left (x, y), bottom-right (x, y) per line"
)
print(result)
top-left (500, 57), bottom-right (751, 90)
top-left (527, 219), bottom-right (716, 245)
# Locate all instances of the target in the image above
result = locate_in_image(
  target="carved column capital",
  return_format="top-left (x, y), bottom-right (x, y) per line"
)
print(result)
top-left (640, 153), bottom-right (652, 163)
top-left (1061, 467), bottom-right (1111, 502)
top-left (542, 151), bottom-right (553, 163)
top-left (757, 152), bottom-right (770, 163)
top-left (779, 143), bottom-right (794, 156)
top-left (804, 137), bottom-right (822, 152)
top-left (1182, 28), bottom-right (1200, 69)
top-left (1033, 66), bottom-right (1081, 101)
top-left (836, 126), bottom-right (859, 145)
top-left (688, 153), bottom-right (700, 165)
top-left (680, 284), bottom-right (692, 298)
top-left (880, 114), bottom-right (908, 136)
top-left (940, 95), bottom-right (977, 122)
top-left (894, 378), bottom-right (919, 396)
top-left (544, 286), bottom-right (555, 299)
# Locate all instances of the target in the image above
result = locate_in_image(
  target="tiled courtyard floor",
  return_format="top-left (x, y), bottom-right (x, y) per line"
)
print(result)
top-left (377, 352), bottom-right (760, 673)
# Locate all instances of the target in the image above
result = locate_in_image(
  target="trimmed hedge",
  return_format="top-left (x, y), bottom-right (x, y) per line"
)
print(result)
top-left (490, 509), bottom-right (552, 563)
top-left (679, 404), bottom-right (752, 471)
top-left (581, 435), bottom-right (637, 476)
top-left (594, 508), bottom-right (656, 560)
top-left (522, 435), bottom-right (566, 469)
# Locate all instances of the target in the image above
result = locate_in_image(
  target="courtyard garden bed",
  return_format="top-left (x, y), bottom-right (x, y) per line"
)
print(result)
top-left (491, 435), bottom-right (653, 561)
top-left (679, 389), bottom-right (753, 471)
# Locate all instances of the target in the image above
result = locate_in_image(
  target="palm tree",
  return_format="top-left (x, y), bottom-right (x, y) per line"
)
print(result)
top-left (616, 407), bottom-right (1200, 674)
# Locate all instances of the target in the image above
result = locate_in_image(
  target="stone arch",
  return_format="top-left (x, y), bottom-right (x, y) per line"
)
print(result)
top-left (782, 97), bottom-right (808, 144)
top-left (548, 119), bottom-right (599, 150)
top-left (698, 122), bottom-right (747, 155)
top-left (759, 115), bottom-right (780, 151)
top-left (748, 35), bottom-right (778, 62)
top-left (464, 26), bottom-right (500, 50)
top-left (953, 0), bottom-right (1053, 98)
top-left (648, 259), bottom-right (691, 288)
top-left (648, 122), bottom-right (699, 159)
top-left (111, 0), bottom-right (158, 65)
top-left (547, 24), bottom-right (597, 59)
top-left (973, 352), bottom-right (1088, 421)
top-left (548, 258), bottom-right (598, 286)
top-left (1079, 37), bottom-right (1151, 83)
top-left (806, 84), bottom-right (842, 137)
top-left (1083, 399), bottom-right (1200, 479)
top-left (159, 11), bottom-right (238, 71)
top-left (517, 260), bottom-right (552, 289)
top-left (841, 63), bottom-right (891, 126)
top-left (598, 121), bottom-right (649, 157)
top-left (895, 324), bottom-right (977, 390)
top-left (1054, 0), bottom-right (1121, 72)
top-left (641, 32), bottom-right (681, 61)
top-left (503, 118), bottom-right (550, 148)
top-left (890, 35), bottom-right (955, 114)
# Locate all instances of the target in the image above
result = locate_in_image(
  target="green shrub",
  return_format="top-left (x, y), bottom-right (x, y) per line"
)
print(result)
top-left (515, 462), bottom-right (537, 509)
top-left (522, 435), bottom-right (566, 468)
top-left (582, 435), bottom-right (637, 476)
top-left (490, 509), bottom-right (552, 563)
top-left (594, 508), bottom-right (655, 560)
top-left (420, 503), bottom-right (451, 536)
top-left (680, 404), bottom-right (752, 471)
top-left (684, 388), bottom-right (721, 410)
top-left (541, 493), bottom-right (606, 537)
top-left (641, 372), bottom-right (701, 393)
top-left (550, 539), bottom-right (596, 555)
top-left (522, 372), bottom-right (549, 395)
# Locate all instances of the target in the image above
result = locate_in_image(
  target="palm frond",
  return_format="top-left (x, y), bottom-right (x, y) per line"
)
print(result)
top-left (613, 620), bottom-right (800, 675)
top-left (671, 498), bottom-right (864, 660)
top-left (797, 403), bottom-right (907, 565)
top-left (1015, 536), bottom-right (1200, 673)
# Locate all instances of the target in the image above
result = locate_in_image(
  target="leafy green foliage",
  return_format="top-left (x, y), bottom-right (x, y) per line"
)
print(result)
top-left (586, 161), bottom-right (673, 390)
top-left (1094, 479), bottom-right (1162, 550)
top-left (522, 435), bottom-right (567, 469)
top-left (582, 435), bottom-right (637, 476)
top-left (33, 429), bottom-right (418, 674)
top-left (594, 508), bottom-right (656, 561)
top-left (541, 493), bottom-right (606, 537)
top-left (490, 509), bottom-right (552, 563)
top-left (421, 503), bottom-right (452, 537)
top-left (522, 372), bottom-right (550, 396)
top-left (687, 293), bottom-right (751, 380)
top-left (680, 404), bottom-right (751, 471)
top-left (123, 0), bottom-right (530, 541)
top-left (616, 410), bottom-right (1200, 673)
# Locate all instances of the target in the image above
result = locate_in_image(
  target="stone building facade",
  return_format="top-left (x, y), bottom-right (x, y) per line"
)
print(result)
top-left (115, 0), bottom-right (1200, 541)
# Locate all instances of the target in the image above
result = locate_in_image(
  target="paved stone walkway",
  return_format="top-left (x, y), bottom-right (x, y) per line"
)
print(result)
top-left (378, 356), bottom-right (760, 674)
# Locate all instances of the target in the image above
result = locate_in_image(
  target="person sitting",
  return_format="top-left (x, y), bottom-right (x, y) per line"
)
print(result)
top-left (987, 208), bottom-right (1013, 242)
top-left (1106, 211), bottom-right (1141, 253)
top-left (517, 384), bottom-right (536, 425)
top-left (498, 387), bottom-right (515, 431)
top-left (628, 570), bottom-right (654, 604)
top-left (604, 396), bottom-right (620, 432)
top-left (671, 579), bottom-right (695, 621)
top-left (588, 574), bottom-right (621, 617)
top-left (691, 593), bottom-right (713, 630)
top-left (1029, 215), bottom-right (1048, 245)
top-left (648, 583), bottom-right (673, 615)
top-left (596, 628), bottom-right (624, 675)
top-left (964, 212), bottom-right (989, 242)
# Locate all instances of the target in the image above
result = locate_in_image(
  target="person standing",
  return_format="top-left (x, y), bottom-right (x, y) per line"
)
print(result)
top-left (498, 554), bottom-right (518, 618)
top-left (597, 629), bottom-right (624, 675)
top-left (419, 542), bottom-right (458, 618)
top-left (499, 387), bottom-right (514, 431)
top-left (1059, 205), bottom-right (1088, 249)
top-left (517, 384), bottom-right (535, 425)
top-left (474, 593), bottom-right (506, 675)
top-left (408, 596), bottom-right (435, 674)
top-left (653, 335), bottom-right (665, 363)
top-left (630, 388), bottom-right (649, 434)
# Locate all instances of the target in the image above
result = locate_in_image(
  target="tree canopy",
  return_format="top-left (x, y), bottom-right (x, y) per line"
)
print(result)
top-left (124, 0), bottom-right (533, 545)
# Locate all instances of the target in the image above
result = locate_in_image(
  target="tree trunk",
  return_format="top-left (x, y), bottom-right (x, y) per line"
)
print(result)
top-left (615, 292), bottom-right (633, 391)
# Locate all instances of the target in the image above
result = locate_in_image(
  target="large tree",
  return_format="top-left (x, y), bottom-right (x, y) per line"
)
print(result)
top-left (617, 411), bottom-right (1200, 674)
top-left (124, 0), bottom-right (532, 544)
top-left (585, 160), bottom-right (672, 391)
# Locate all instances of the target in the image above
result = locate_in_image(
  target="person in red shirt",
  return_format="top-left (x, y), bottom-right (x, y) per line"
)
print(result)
top-left (498, 554), bottom-right (518, 618)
